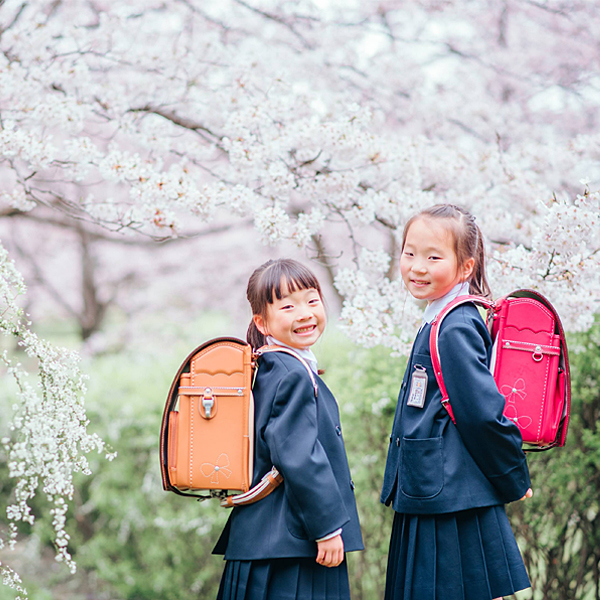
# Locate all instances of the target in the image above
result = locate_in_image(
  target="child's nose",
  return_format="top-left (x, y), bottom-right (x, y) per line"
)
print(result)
top-left (297, 305), bottom-right (313, 319)
top-left (412, 260), bottom-right (427, 273)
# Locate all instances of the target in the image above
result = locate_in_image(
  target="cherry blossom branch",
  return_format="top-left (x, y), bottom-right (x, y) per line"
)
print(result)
top-left (175, 0), bottom-right (233, 30)
top-left (0, 1), bottom-right (27, 38)
top-left (233, 0), bottom-right (314, 50)
top-left (524, 0), bottom-right (574, 17)
top-left (307, 234), bottom-right (344, 307)
top-left (129, 105), bottom-right (224, 144)
top-left (2, 209), bottom-right (240, 244)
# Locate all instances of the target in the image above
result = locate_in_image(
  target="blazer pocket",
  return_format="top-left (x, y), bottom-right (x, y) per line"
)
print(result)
top-left (285, 499), bottom-right (309, 540)
top-left (400, 437), bottom-right (444, 499)
top-left (413, 352), bottom-right (432, 367)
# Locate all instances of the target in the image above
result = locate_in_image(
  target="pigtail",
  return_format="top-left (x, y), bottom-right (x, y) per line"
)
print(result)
top-left (247, 320), bottom-right (267, 350)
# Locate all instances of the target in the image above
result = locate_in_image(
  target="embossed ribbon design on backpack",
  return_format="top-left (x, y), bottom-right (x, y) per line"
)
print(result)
top-left (501, 378), bottom-right (527, 403)
top-left (501, 378), bottom-right (533, 430)
top-left (201, 453), bottom-right (233, 484)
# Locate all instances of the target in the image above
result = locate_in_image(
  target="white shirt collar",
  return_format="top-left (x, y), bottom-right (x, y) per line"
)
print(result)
top-left (266, 336), bottom-right (319, 374)
top-left (422, 281), bottom-right (470, 325)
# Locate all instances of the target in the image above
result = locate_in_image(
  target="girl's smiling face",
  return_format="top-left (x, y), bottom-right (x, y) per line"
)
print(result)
top-left (400, 217), bottom-right (474, 304)
top-left (253, 280), bottom-right (326, 349)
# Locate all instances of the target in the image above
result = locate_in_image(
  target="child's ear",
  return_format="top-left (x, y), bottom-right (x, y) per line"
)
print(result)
top-left (461, 257), bottom-right (475, 281)
top-left (253, 314), bottom-right (269, 336)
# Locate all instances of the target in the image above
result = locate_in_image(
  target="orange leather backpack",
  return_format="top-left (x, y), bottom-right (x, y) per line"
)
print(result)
top-left (159, 338), bottom-right (317, 506)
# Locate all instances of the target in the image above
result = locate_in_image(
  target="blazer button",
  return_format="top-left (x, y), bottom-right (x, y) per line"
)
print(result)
top-left (395, 437), bottom-right (400, 447)
top-left (350, 480), bottom-right (355, 490)
top-left (389, 434), bottom-right (393, 443)
top-left (335, 425), bottom-right (342, 436)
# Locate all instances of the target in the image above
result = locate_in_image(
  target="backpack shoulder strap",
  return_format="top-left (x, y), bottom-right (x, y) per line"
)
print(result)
top-left (429, 295), bottom-right (495, 423)
top-left (222, 345), bottom-right (318, 508)
top-left (255, 345), bottom-right (318, 398)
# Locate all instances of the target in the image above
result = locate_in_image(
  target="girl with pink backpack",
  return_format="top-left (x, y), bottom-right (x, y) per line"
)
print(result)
top-left (381, 204), bottom-right (533, 600)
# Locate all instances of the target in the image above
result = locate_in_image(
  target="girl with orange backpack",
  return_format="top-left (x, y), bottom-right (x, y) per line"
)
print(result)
top-left (213, 258), bottom-right (363, 600)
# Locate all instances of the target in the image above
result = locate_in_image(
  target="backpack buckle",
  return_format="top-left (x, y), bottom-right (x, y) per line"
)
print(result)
top-left (202, 388), bottom-right (215, 419)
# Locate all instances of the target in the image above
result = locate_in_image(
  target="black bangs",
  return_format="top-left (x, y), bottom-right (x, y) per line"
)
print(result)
top-left (261, 259), bottom-right (322, 304)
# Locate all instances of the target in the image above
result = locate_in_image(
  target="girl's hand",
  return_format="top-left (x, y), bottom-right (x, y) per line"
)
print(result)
top-left (520, 488), bottom-right (533, 501)
top-left (316, 534), bottom-right (344, 567)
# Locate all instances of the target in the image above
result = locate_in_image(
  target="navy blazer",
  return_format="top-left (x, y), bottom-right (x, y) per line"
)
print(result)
top-left (213, 351), bottom-right (363, 560)
top-left (381, 303), bottom-right (531, 515)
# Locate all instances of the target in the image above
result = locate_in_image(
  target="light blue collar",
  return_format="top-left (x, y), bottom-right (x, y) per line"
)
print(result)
top-left (422, 281), bottom-right (470, 325)
top-left (266, 336), bottom-right (319, 374)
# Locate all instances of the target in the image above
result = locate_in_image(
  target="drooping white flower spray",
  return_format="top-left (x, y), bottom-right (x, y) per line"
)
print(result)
top-left (0, 243), bottom-right (114, 595)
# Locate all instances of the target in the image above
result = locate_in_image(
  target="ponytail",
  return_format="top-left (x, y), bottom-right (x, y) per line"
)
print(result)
top-left (468, 223), bottom-right (492, 298)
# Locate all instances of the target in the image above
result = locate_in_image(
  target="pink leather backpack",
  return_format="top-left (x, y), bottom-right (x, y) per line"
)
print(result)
top-left (429, 290), bottom-right (571, 451)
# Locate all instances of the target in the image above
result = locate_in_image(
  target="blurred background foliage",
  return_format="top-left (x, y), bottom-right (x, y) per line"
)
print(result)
top-left (0, 315), bottom-right (598, 600)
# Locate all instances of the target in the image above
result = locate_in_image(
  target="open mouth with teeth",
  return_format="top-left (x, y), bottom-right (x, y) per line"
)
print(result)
top-left (294, 325), bottom-right (316, 334)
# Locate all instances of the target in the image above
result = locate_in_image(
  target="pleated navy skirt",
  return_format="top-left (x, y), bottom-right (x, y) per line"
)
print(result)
top-left (385, 505), bottom-right (530, 600)
top-left (217, 557), bottom-right (351, 600)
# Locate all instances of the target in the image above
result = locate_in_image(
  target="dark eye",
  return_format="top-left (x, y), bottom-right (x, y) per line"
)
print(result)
top-left (308, 297), bottom-right (320, 305)
top-left (281, 304), bottom-right (294, 310)
top-left (403, 251), bottom-right (414, 257)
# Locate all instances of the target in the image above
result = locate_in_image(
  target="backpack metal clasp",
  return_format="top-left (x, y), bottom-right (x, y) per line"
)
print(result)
top-left (202, 388), bottom-right (215, 419)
